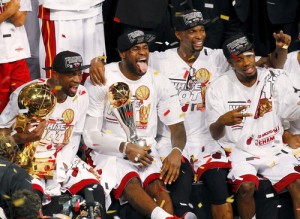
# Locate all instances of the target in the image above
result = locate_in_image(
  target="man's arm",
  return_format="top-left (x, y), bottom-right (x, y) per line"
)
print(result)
top-left (268, 30), bottom-right (291, 69)
top-left (89, 57), bottom-right (106, 86)
top-left (210, 106), bottom-right (251, 140)
top-left (0, 0), bottom-right (20, 24)
top-left (160, 121), bottom-right (186, 185)
top-left (9, 10), bottom-right (26, 26)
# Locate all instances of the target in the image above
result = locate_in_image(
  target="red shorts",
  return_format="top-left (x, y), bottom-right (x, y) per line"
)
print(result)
top-left (0, 59), bottom-right (30, 113)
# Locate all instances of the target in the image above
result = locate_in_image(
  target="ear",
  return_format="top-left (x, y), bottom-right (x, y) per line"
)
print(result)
top-left (228, 59), bottom-right (234, 68)
top-left (119, 51), bottom-right (126, 60)
top-left (175, 31), bottom-right (182, 41)
top-left (52, 71), bottom-right (59, 81)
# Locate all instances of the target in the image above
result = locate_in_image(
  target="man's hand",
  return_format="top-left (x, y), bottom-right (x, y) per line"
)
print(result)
top-left (160, 148), bottom-right (181, 185)
top-left (13, 120), bottom-right (47, 144)
top-left (89, 57), bottom-right (106, 86)
top-left (125, 143), bottom-right (153, 167)
top-left (273, 30), bottom-right (291, 49)
top-left (218, 106), bottom-right (252, 126)
top-left (283, 131), bottom-right (300, 149)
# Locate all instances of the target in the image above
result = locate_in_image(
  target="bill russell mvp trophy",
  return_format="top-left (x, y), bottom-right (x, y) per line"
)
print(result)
top-left (108, 82), bottom-right (147, 148)
top-left (14, 82), bottom-right (56, 177)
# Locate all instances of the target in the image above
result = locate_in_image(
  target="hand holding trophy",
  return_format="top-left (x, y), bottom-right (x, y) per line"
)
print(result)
top-left (108, 82), bottom-right (152, 165)
top-left (14, 82), bottom-right (56, 176)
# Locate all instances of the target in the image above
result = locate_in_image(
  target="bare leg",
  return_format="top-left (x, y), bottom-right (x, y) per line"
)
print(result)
top-left (237, 182), bottom-right (256, 219)
top-left (287, 178), bottom-right (300, 219)
top-left (211, 203), bottom-right (233, 219)
top-left (123, 177), bottom-right (171, 218)
top-left (145, 179), bottom-right (174, 214)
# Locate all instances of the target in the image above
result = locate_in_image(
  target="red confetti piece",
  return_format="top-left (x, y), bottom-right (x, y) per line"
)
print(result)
top-left (114, 17), bottom-right (120, 23)
top-left (183, 70), bottom-right (189, 79)
top-left (164, 109), bottom-right (170, 116)
top-left (79, 90), bottom-right (86, 95)
top-left (126, 111), bottom-right (133, 116)
top-left (62, 34), bottom-right (66, 38)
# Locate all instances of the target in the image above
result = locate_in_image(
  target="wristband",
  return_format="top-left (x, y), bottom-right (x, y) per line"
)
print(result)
top-left (172, 147), bottom-right (182, 154)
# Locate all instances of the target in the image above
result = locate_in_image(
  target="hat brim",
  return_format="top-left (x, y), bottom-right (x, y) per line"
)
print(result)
top-left (174, 19), bottom-right (211, 31)
top-left (42, 64), bottom-right (90, 73)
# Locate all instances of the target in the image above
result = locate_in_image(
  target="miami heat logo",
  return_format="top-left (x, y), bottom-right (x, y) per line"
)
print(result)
top-left (254, 98), bottom-right (272, 119)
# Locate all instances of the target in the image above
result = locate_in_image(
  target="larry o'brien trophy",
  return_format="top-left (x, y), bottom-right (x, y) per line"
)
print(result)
top-left (14, 82), bottom-right (56, 177)
top-left (108, 82), bottom-right (147, 150)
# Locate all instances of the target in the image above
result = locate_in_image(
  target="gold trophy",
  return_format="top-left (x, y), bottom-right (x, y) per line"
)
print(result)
top-left (14, 82), bottom-right (56, 176)
top-left (108, 82), bottom-right (147, 147)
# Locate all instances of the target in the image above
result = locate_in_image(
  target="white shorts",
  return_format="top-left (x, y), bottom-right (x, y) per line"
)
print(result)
top-left (32, 156), bottom-right (99, 198)
top-left (39, 12), bottom-right (106, 78)
top-left (228, 147), bottom-right (300, 193)
top-left (156, 137), bottom-right (230, 180)
top-left (90, 151), bottom-right (162, 203)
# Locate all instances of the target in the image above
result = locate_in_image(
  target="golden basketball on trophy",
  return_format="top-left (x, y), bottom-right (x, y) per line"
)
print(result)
top-left (135, 85), bottom-right (150, 100)
top-left (108, 82), bottom-right (131, 107)
top-left (195, 68), bottom-right (211, 84)
top-left (14, 82), bottom-right (57, 133)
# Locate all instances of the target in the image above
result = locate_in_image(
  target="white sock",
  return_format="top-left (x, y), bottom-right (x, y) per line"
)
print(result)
top-left (150, 207), bottom-right (172, 219)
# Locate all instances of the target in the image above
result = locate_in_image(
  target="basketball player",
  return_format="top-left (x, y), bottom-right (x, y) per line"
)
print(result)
top-left (83, 30), bottom-right (192, 219)
top-left (38, 0), bottom-right (106, 83)
top-left (206, 33), bottom-right (300, 219)
top-left (0, 51), bottom-right (106, 218)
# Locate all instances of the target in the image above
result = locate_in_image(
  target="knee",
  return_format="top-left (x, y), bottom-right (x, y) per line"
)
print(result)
top-left (238, 182), bottom-right (256, 199)
top-left (287, 178), bottom-right (300, 194)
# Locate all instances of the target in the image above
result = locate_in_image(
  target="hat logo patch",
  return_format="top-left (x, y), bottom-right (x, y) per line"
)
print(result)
top-left (183, 11), bottom-right (203, 25)
top-left (65, 56), bottom-right (82, 69)
top-left (226, 36), bottom-right (249, 55)
top-left (128, 30), bottom-right (145, 43)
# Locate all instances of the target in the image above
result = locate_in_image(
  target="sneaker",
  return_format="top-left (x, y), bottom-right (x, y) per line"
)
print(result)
top-left (182, 212), bottom-right (197, 219)
top-left (166, 212), bottom-right (197, 219)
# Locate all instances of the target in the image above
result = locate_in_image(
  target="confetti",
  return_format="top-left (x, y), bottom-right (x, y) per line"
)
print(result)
top-left (266, 193), bottom-right (274, 198)
top-left (0, 164), bottom-right (6, 167)
top-left (179, 112), bottom-right (186, 118)
top-left (155, 42), bottom-right (163, 45)
top-left (268, 160), bottom-right (277, 167)
top-left (19, 109), bottom-right (28, 113)
top-left (183, 70), bottom-right (189, 79)
top-left (104, 130), bottom-right (112, 134)
top-left (13, 168), bottom-right (17, 173)
top-left (160, 200), bottom-right (165, 208)
top-left (5, 143), bottom-right (11, 147)
top-left (170, 42), bottom-right (179, 46)
top-left (154, 71), bottom-right (160, 75)
top-left (2, 195), bottom-right (10, 199)
top-left (226, 195), bottom-right (234, 203)
top-left (282, 44), bottom-right (289, 49)
top-left (106, 210), bottom-right (117, 214)
top-left (220, 14), bottom-right (229, 21)
top-left (165, 41), bottom-right (170, 46)
top-left (198, 202), bottom-right (202, 208)
top-left (54, 85), bottom-right (62, 90)
top-left (188, 203), bottom-right (194, 209)
top-left (13, 198), bottom-right (25, 207)
top-left (164, 109), bottom-right (170, 116)
top-left (179, 203), bottom-right (188, 206)
top-left (72, 95), bottom-right (78, 102)
top-left (277, 205), bottom-right (282, 208)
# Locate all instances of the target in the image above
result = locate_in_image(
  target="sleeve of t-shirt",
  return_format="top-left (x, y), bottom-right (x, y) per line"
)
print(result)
top-left (155, 73), bottom-right (184, 126)
top-left (205, 81), bottom-right (226, 127)
top-left (273, 70), bottom-right (300, 121)
top-left (0, 92), bottom-right (19, 129)
top-left (212, 49), bottom-right (231, 76)
top-left (20, 0), bottom-right (32, 12)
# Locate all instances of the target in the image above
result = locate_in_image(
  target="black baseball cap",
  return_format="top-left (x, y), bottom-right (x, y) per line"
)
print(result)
top-left (43, 51), bottom-right (90, 73)
top-left (222, 33), bottom-right (253, 60)
top-left (117, 29), bottom-right (156, 52)
top-left (173, 9), bottom-right (210, 31)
